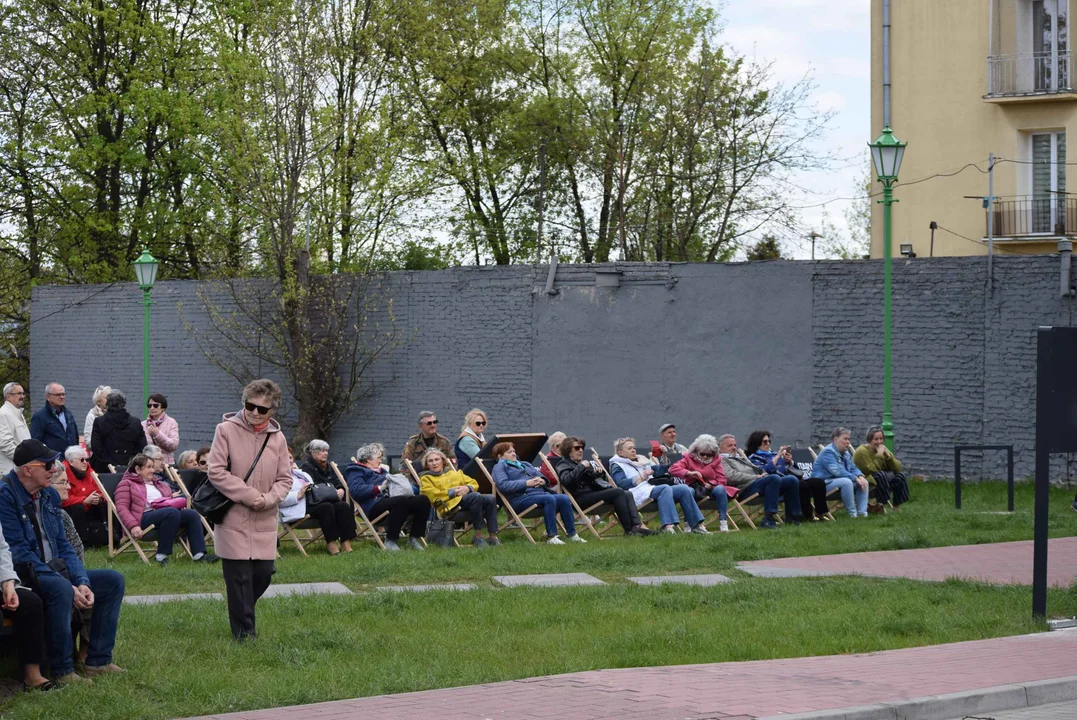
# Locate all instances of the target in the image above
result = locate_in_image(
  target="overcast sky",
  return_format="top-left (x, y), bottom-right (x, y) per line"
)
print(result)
top-left (719, 0), bottom-right (870, 257)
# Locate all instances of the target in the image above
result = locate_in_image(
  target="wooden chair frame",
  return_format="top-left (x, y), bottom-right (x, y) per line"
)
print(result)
top-left (165, 466), bottom-right (215, 538)
top-left (592, 450), bottom-right (661, 530)
top-left (548, 451), bottom-right (619, 538)
top-left (331, 461), bottom-right (389, 550)
top-left (538, 452), bottom-right (602, 540)
top-left (92, 469), bottom-right (191, 563)
top-left (475, 458), bottom-right (547, 543)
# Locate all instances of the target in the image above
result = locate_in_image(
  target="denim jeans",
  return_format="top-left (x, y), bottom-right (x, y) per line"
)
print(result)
top-left (825, 477), bottom-right (869, 517)
top-left (142, 507), bottom-right (207, 555)
top-left (742, 474), bottom-right (802, 516)
top-left (709, 486), bottom-right (730, 520)
top-left (38, 568), bottom-right (125, 676)
top-left (514, 492), bottom-right (575, 536)
top-left (651, 484), bottom-right (705, 527)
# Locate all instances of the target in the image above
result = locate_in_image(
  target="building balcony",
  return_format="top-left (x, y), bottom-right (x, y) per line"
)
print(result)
top-left (986, 53), bottom-right (1077, 102)
top-left (988, 195), bottom-right (1077, 239)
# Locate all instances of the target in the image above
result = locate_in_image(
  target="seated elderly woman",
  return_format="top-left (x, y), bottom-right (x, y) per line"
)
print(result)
top-left (669, 434), bottom-right (736, 532)
top-left (492, 441), bottom-right (582, 544)
top-left (608, 437), bottom-right (708, 534)
top-left (60, 446), bottom-right (108, 547)
top-left (454, 409), bottom-right (489, 467)
top-left (176, 450), bottom-right (199, 470)
top-left (420, 448), bottom-right (500, 547)
top-left (142, 444), bottom-right (179, 492)
top-left (115, 453), bottom-right (218, 565)
top-left (555, 437), bottom-right (654, 537)
top-left (853, 426), bottom-right (911, 511)
top-left (280, 447), bottom-right (355, 555)
top-left (299, 440), bottom-right (344, 490)
top-left (344, 443), bottom-right (430, 551)
top-left (746, 431), bottom-right (829, 522)
top-left (813, 427), bottom-right (869, 518)
top-left (539, 431), bottom-right (565, 486)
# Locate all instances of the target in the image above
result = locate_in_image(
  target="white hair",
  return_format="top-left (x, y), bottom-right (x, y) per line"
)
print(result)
top-left (687, 434), bottom-right (721, 456)
top-left (356, 443), bottom-right (385, 463)
top-left (142, 445), bottom-right (163, 459)
top-left (64, 445), bottom-right (88, 462)
top-left (305, 439), bottom-right (330, 455)
top-left (614, 437), bottom-right (634, 454)
top-left (92, 385), bottom-right (112, 404)
top-left (3, 382), bottom-right (21, 397)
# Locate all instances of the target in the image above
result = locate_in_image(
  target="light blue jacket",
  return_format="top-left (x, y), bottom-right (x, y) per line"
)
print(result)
top-left (812, 443), bottom-right (862, 482)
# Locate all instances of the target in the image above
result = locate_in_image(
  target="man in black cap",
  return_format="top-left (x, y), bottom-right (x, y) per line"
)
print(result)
top-left (0, 439), bottom-right (125, 683)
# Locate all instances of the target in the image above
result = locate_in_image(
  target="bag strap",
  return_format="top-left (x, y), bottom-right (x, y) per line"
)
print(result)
top-left (241, 433), bottom-right (272, 485)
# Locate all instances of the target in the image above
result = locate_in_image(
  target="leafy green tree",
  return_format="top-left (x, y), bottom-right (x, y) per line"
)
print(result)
top-left (747, 236), bottom-right (782, 261)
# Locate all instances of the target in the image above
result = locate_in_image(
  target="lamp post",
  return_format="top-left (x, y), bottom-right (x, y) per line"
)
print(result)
top-left (868, 126), bottom-right (906, 452)
top-left (133, 249), bottom-right (159, 406)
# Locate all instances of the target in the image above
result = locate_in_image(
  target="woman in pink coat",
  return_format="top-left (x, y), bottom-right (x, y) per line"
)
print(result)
top-left (668, 434), bottom-right (738, 532)
top-left (142, 393), bottom-right (179, 465)
top-left (115, 453), bottom-right (216, 565)
top-left (206, 379), bottom-right (292, 641)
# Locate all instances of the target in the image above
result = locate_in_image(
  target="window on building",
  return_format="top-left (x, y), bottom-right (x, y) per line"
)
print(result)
top-left (1031, 131), bottom-right (1066, 233)
top-left (1033, 0), bottom-right (1069, 91)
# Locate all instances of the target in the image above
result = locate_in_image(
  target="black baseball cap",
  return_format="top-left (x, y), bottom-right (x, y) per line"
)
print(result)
top-left (13, 440), bottom-right (61, 468)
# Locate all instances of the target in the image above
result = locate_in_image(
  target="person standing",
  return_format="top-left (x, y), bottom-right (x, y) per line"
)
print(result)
top-left (0, 383), bottom-right (30, 474)
top-left (83, 386), bottom-right (111, 451)
top-left (30, 383), bottom-right (78, 455)
top-left (90, 391), bottom-right (148, 474)
top-left (142, 394), bottom-right (179, 466)
top-left (206, 379), bottom-right (292, 641)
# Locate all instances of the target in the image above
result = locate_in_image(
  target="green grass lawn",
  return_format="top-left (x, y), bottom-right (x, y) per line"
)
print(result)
top-left (0, 481), bottom-right (1075, 720)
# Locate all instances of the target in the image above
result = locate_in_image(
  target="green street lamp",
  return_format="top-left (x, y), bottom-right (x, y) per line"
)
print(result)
top-left (868, 126), bottom-right (907, 452)
top-left (133, 248), bottom-right (159, 406)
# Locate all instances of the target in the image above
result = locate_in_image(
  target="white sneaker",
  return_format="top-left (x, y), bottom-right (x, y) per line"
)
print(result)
top-left (691, 523), bottom-right (711, 535)
top-left (718, 520), bottom-right (729, 533)
top-left (660, 525), bottom-right (677, 534)
top-left (568, 534), bottom-right (587, 543)
top-left (546, 536), bottom-right (566, 545)
top-left (682, 524), bottom-right (693, 533)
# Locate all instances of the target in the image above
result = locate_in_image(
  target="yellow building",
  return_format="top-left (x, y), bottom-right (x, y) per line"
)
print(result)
top-left (871, 0), bottom-right (1075, 258)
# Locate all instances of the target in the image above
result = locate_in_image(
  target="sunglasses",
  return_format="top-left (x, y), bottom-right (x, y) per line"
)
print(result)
top-left (244, 401), bottom-right (273, 415)
top-left (698, 452), bottom-right (715, 459)
top-left (571, 445), bottom-right (584, 451)
top-left (423, 419), bottom-right (438, 426)
top-left (28, 459), bottom-right (56, 472)
top-left (474, 421), bottom-right (486, 427)
top-left (147, 402), bottom-right (162, 409)
top-left (197, 459), bottom-right (208, 467)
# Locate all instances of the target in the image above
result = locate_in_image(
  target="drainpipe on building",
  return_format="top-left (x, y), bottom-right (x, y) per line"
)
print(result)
top-left (1060, 240), bottom-right (1074, 298)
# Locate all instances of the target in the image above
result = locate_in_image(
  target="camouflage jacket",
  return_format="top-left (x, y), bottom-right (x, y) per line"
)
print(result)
top-left (402, 433), bottom-right (454, 463)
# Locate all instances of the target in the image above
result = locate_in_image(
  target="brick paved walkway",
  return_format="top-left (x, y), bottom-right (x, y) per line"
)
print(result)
top-left (187, 629), bottom-right (1077, 720)
top-left (739, 537), bottom-right (1077, 587)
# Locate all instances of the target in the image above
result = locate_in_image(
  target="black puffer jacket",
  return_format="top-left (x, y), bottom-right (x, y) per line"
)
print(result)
top-left (554, 456), bottom-right (612, 495)
top-left (300, 459), bottom-right (344, 491)
top-left (90, 410), bottom-right (148, 473)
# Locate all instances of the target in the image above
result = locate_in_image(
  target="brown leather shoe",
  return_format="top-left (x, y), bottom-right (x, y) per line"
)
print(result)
top-left (54, 673), bottom-right (92, 686)
top-left (83, 663), bottom-right (125, 677)
top-left (867, 503), bottom-right (887, 515)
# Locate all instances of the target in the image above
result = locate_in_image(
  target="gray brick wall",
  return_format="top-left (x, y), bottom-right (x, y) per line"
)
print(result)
top-left (28, 256), bottom-right (1077, 478)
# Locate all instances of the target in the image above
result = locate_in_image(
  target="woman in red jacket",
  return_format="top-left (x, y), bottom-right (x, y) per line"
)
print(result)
top-left (60, 446), bottom-right (108, 547)
top-left (115, 454), bottom-right (217, 566)
top-left (669, 434), bottom-right (737, 532)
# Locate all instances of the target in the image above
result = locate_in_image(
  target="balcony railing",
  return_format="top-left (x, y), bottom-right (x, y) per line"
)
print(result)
top-left (988, 195), bottom-right (1077, 237)
top-left (987, 52), bottom-right (1073, 97)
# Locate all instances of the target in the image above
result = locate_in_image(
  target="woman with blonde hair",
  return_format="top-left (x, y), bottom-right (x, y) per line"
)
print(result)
top-left (83, 385), bottom-right (111, 450)
top-left (453, 408), bottom-right (488, 466)
top-left (419, 448), bottom-right (500, 547)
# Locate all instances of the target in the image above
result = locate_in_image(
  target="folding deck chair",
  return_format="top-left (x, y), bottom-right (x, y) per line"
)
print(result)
top-left (790, 447), bottom-right (837, 521)
top-left (591, 450), bottom-right (655, 533)
top-left (166, 466), bottom-right (215, 539)
top-left (538, 452), bottom-right (601, 540)
top-left (403, 458), bottom-right (476, 547)
top-left (331, 461), bottom-right (388, 550)
top-left (93, 469), bottom-right (192, 563)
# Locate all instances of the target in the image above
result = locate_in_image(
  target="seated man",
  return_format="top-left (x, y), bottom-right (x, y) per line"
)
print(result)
top-left (813, 427), bottom-right (869, 518)
top-left (654, 423), bottom-right (687, 460)
top-left (0, 440), bottom-right (125, 683)
top-left (401, 411), bottom-right (454, 465)
top-left (718, 434), bottom-right (802, 529)
top-left (853, 426), bottom-right (911, 512)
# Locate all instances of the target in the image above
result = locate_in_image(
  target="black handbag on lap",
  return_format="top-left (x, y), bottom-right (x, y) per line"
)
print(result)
top-left (193, 434), bottom-right (270, 523)
top-left (307, 483), bottom-right (339, 505)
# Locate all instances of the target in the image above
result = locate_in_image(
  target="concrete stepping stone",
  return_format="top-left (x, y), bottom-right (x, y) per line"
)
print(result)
top-left (261, 582), bottom-right (354, 598)
top-left (493, 573), bottom-right (605, 588)
top-left (375, 584), bottom-right (478, 592)
top-left (124, 592), bottom-right (224, 605)
top-left (736, 564), bottom-right (842, 578)
top-left (628, 574), bottom-right (732, 586)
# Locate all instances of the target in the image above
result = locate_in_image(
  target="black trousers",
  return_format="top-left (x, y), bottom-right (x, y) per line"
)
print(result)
top-left (872, 471), bottom-right (911, 506)
top-left (574, 488), bottom-right (641, 531)
top-left (64, 503), bottom-right (109, 548)
top-left (307, 500), bottom-right (357, 543)
top-left (456, 492), bottom-right (498, 533)
top-left (368, 495), bottom-right (431, 541)
top-left (2, 587), bottom-right (46, 672)
top-left (799, 477), bottom-right (829, 520)
top-left (221, 559), bottom-right (275, 640)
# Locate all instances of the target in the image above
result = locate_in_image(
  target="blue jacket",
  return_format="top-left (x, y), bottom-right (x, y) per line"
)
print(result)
top-left (749, 450), bottom-right (791, 476)
top-left (30, 404), bottom-right (78, 455)
top-left (0, 470), bottom-right (89, 586)
top-left (812, 444), bottom-right (862, 482)
top-left (343, 463), bottom-right (386, 516)
top-left (491, 460), bottom-right (551, 503)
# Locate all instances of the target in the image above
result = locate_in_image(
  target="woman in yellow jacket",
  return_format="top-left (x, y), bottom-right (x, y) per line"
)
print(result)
top-left (419, 449), bottom-right (500, 547)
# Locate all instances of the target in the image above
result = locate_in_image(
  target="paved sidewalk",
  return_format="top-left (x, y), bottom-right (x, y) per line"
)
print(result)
top-left (738, 537), bottom-right (1077, 587)
top-left (944, 699), bottom-right (1077, 719)
top-left (187, 628), bottom-right (1077, 720)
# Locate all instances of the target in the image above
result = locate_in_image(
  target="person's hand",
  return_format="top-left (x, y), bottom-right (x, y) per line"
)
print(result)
top-left (856, 477), bottom-right (868, 491)
top-left (526, 478), bottom-right (542, 488)
top-left (336, 488), bottom-right (344, 500)
top-left (131, 526), bottom-right (144, 539)
top-left (72, 585), bottom-right (94, 610)
top-left (147, 424), bottom-right (158, 437)
top-left (1, 580), bottom-right (18, 611)
top-left (687, 471), bottom-right (703, 481)
top-left (456, 486), bottom-right (471, 496)
top-left (298, 484), bottom-right (310, 498)
top-left (85, 492), bottom-right (101, 506)
top-left (251, 495), bottom-right (267, 511)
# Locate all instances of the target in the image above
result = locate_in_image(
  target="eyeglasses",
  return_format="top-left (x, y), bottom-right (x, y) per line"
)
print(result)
top-left (9, 392), bottom-right (24, 397)
top-left (474, 421), bottom-right (486, 427)
top-left (147, 402), bottom-right (162, 409)
top-left (47, 392), bottom-right (65, 397)
top-left (423, 419), bottom-right (438, 426)
top-left (697, 452), bottom-right (715, 459)
top-left (244, 401), bottom-right (272, 415)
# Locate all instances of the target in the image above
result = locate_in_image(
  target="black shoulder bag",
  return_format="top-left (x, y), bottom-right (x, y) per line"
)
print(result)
top-left (192, 433), bottom-right (271, 524)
